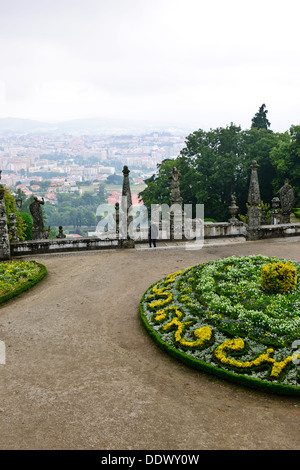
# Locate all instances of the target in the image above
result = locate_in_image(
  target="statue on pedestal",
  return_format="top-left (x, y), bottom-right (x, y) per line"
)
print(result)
top-left (277, 179), bottom-right (295, 224)
top-left (169, 167), bottom-right (182, 205)
top-left (29, 196), bottom-right (49, 239)
top-left (119, 166), bottom-right (135, 247)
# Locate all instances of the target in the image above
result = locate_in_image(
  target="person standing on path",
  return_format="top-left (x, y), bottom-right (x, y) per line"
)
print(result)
top-left (149, 222), bottom-right (158, 248)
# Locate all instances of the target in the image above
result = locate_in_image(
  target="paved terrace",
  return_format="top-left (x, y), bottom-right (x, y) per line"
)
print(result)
top-left (0, 236), bottom-right (300, 450)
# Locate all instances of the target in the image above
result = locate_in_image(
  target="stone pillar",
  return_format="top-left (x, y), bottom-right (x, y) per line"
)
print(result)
top-left (8, 213), bottom-right (19, 242)
top-left (246, 160), bottom-right (261, 240)
top-left (169, 166), bottom-right (184, 240)
top-left (0, 185), bottom-right (10, 260)
top-left (119, 165), bottom-right (135, 248)
top-left (114, 202), bottom-right (120, 238)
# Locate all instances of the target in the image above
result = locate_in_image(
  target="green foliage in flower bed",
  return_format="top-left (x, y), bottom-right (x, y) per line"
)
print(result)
top-left (140, 255), bottom-right (300, 395)
top-left (0, 260), bottom-right (47, 304)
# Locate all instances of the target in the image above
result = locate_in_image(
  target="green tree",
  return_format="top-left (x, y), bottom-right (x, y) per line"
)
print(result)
top-left (139, 120), bottom-right (300, 221)
top-left (106, 174), bottom-right (123, 185)
top-left (18, 212), bottom-right (33, 240)
top-left (138, 159), bottom-right (179, 211)
top-left (251, 104), bottom-right (271, 130)
top-left (140, 125), bottom-right (249, 221)
top-left (242, 127), bottom-right (287, 205)
top-left (269, 125), bottom-right (300, 205)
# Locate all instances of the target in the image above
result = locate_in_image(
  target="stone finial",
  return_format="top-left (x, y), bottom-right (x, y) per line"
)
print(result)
top-left (122, 165), bottom-right (132, 209)
top-left (229, 195), bottom-right (239, 224)
top-left (57, 225), bottom-right (66, 238)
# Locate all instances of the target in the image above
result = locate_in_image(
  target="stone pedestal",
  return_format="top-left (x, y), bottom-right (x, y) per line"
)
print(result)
top-left (170, 211), bottom-right (184, 240)
top-left (32, 227), bottom-right (43, 240)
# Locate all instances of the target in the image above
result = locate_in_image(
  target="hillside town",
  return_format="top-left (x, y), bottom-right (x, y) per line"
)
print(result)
top-left (0, 131), bottom-right (186, 204)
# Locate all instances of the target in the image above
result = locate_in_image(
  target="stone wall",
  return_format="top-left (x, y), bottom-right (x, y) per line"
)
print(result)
top-left (7, 221), bottom-right (300, 257)
top-left (11, 237), bottom-right (119, 256)
top-left (259, 223), bottom-right (300, 239)
top-left (204, 222), bottom-right (246, 239)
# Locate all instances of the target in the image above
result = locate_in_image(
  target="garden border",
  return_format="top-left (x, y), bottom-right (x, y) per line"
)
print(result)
top-left (0, 261), bottom-right (47, 306)
top-left (139, 268), bottom-right (300, 396)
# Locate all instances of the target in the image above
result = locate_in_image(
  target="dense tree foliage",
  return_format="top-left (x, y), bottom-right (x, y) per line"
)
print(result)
top-left (139, 116), bottom-right (300, 222)
top-left (251, 103), bottom-right (271, 130)
top-left (18, 185), bottom-right (107, 233)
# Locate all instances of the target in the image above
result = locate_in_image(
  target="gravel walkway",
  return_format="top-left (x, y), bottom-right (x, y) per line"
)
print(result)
top-left (0, 237), bottom-right (300, 450)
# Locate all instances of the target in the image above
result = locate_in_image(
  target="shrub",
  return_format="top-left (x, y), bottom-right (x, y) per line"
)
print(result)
top-left (18, 212), bottom-right (33, 240)
top-left (261, 261), bottom-right (297, 294)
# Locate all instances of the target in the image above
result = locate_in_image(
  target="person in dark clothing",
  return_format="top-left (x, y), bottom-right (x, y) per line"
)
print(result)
top-left (149, 222), bottom-right (158, 248)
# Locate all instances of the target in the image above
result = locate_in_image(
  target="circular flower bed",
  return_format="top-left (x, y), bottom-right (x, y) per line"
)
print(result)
top-left (0, 260), bottom-right (47, 304)
top-left (140, 255), bottom-right (300, 395)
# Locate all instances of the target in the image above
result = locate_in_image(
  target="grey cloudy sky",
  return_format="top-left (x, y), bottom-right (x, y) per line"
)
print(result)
top-left (1, 0), bottom-right (299, 131)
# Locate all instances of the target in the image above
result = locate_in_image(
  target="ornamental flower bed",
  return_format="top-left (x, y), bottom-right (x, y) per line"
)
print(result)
top-left (0, 260), bottom-right (47, 304)
top-left (140, 255), bottom-right (300, 395)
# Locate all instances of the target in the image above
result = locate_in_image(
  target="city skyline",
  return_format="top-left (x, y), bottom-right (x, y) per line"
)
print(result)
top-left (1, 0), bottom-right (300, 133)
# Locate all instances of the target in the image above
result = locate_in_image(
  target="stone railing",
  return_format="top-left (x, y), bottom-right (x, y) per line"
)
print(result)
top-left (10, 237), bottom-right (119, 257)
top-left (259, 223), bottom-right (300, 239)
top-left (6, 221), bottom-right (300, 257)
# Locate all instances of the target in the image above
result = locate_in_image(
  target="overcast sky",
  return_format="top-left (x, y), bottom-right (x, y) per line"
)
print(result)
top-left (1, 0), bottom-right (299, 132)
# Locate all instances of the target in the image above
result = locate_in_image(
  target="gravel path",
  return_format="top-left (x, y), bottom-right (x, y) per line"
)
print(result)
top-left (0, 237), bottom-right (300, 450)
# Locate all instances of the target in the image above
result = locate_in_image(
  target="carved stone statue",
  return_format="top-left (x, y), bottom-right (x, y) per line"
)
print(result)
top-left (30, 196), bottom-right (45, 230)
top-left (270, 197), bottom-right (280, 225)
top-left (56, 225), bottom-right (66, 239)
top-left (119, 166), bottom-right (135, 247)
top-left (169, 166), bottom-right (182, 205)
top-left (0, 171), bottom-right (10, 259)
top-left (277, 179), bottom-right (295, 224)
top-left (29, 196), bottom-right (49, 239)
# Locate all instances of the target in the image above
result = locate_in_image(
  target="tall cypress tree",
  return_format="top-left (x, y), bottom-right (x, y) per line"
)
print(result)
top-left (251, 104), bottom-right (271, 130)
